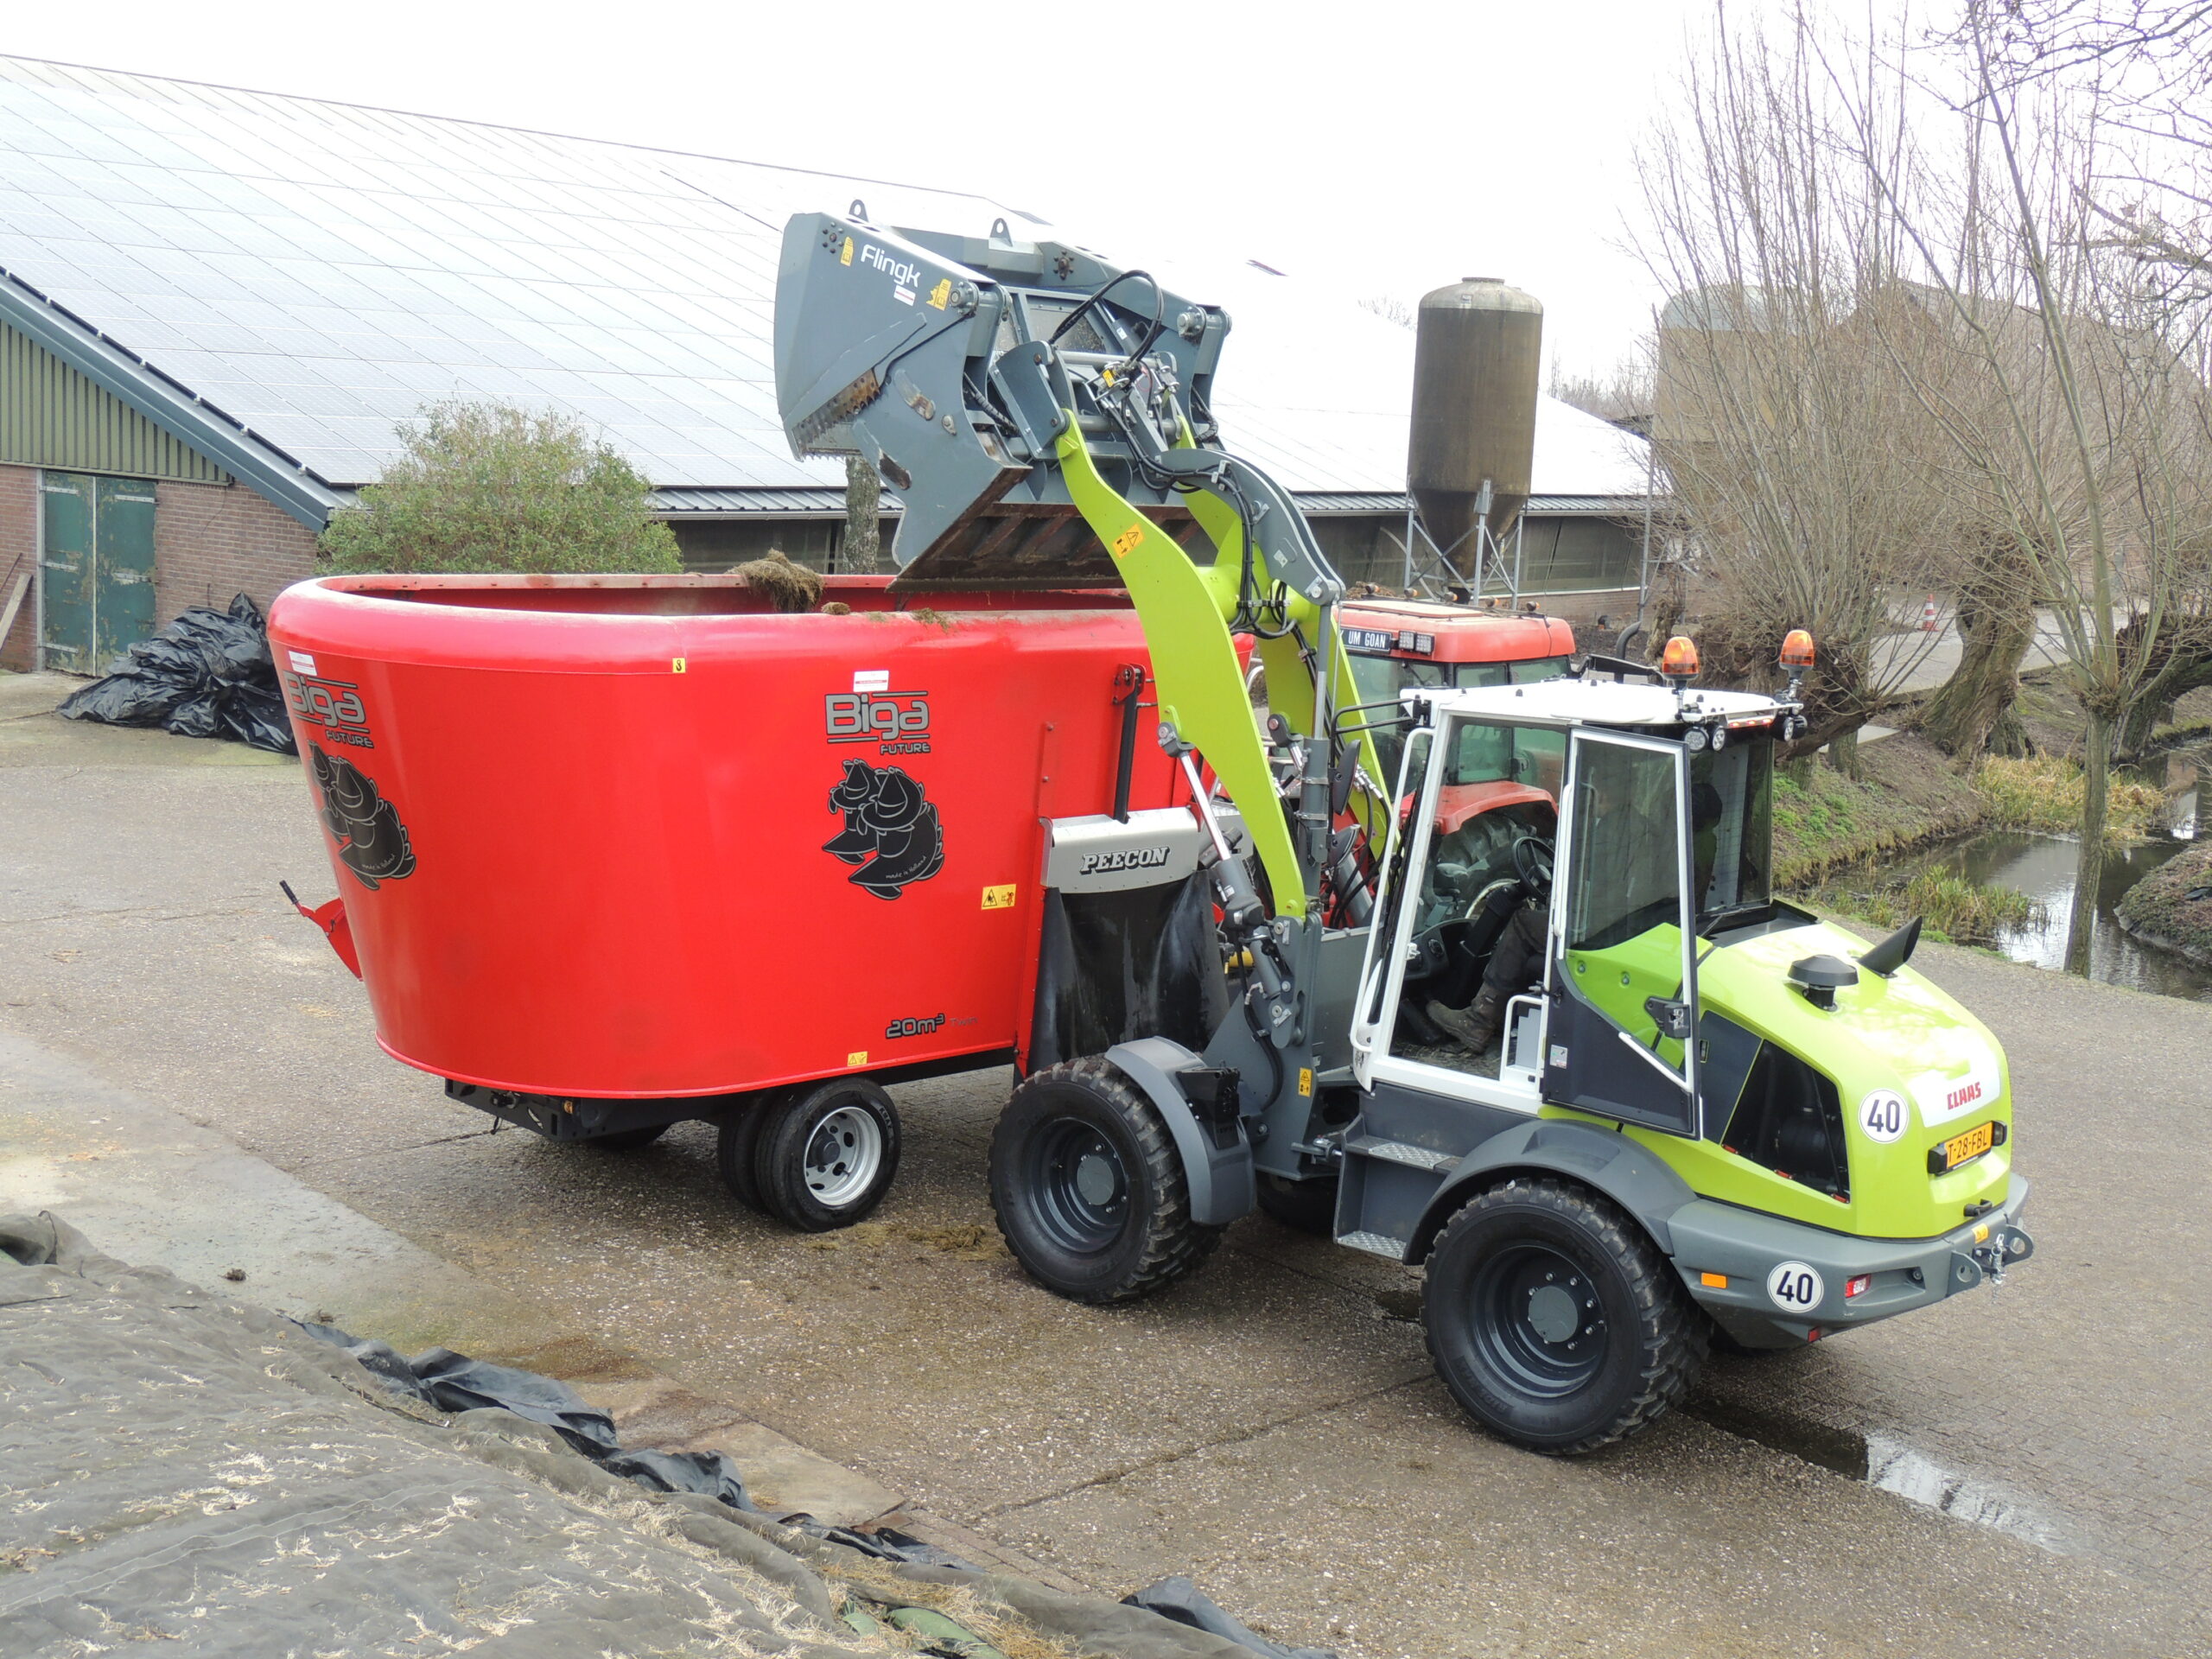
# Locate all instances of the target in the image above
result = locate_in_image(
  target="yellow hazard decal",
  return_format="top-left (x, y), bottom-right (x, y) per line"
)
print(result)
top-left (1298, 1067), bottom-right (1314, 1097)
top-left (1110, 524), bottom-right (1144, 559)
top-left (848, 1050), bottom-right (868, 1066)
top-left (671, 657), bottom-right (686, 673)
top-left (927, 278), bottom-right (952, 310)
top-left (841, 237), bottom-right (854, 266)
top-left (982, 884), bottom-right (1017, 910)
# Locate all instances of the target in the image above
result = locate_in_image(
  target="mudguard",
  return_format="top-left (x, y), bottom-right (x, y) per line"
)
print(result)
top-left (1405, 1117), bottom-right (1698, 1264)
top-left (1104, 1036), bottom-right (1257, 1227)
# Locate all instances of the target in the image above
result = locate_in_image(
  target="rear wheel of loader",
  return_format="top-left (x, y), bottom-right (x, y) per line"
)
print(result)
top-left (989, 1058), bottom-right (1223, 1305)
top-left (752, 1079), bottom-right (901, 1232)
top-left (1423, 1176), bottom-right (1706, 1455)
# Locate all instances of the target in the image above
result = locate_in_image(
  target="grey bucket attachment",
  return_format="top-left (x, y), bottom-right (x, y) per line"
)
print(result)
top-left (774, 210), bottom-right (1244, 590)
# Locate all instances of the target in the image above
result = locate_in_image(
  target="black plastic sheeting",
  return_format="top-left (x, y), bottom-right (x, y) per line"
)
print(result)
top-left (55, 592), bottom-right (296, 753)
top-left (1123, 1578), bottom-right (1339, 1659)
top-left (6, 1211), bottom-right (1300, 1659)
top-left (294, 1324), bottom-right (754, 1512)
top-left (292, 1319), bottom-right (1335, 1659)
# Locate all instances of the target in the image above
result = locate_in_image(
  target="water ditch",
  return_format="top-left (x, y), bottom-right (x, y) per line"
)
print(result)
top-left (1891, 826), bottom-right (2212, 1002)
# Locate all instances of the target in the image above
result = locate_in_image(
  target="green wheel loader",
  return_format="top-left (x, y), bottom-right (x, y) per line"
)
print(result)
top-left (773, 207), bottom-right (2033, 1452)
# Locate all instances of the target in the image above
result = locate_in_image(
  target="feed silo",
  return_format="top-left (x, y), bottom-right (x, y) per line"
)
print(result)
top-left (1408, 278), bottom-right (1543, 577)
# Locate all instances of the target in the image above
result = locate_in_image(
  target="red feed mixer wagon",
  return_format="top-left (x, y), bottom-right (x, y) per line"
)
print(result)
top-left (270, 572), bottom-right (1571, 1230)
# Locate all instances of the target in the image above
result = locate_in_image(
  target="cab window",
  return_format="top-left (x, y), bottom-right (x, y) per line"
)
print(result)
top-left (1449, 721), bottom-right (1567, 795)
top-left (1348, 654), bottom-right (1448, 791)
top-left (1510, 656), bottom-right (1571, 684)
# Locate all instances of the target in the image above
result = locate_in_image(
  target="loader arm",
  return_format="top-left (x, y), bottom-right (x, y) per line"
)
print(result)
top-left (772, 208), bottom-right (1389, 926)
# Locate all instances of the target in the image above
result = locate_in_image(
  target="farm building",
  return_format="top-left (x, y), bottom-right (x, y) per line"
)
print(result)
top-left (0, 55), bottom-right (1656, 672)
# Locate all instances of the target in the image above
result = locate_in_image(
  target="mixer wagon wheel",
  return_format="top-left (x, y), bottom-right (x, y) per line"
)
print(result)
top-left (715, 1094), bottom-right (779, 1214)
top-left (988, 1058), bottom-right (1224, 1305)
top-left (751, 1079), bottom-right (902, 1232)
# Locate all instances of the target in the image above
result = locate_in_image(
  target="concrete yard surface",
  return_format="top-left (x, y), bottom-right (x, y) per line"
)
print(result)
top-left (3, 674), bottom-right (2209, 1657)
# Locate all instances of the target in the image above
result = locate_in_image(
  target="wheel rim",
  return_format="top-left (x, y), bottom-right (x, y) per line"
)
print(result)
top-left (802, 1104), bottom-right (884, 1207)
top-left (1027, 1116), bottom-right (1131, 1254)
top-left (1465, 1243), bottom-right (1608, 1399)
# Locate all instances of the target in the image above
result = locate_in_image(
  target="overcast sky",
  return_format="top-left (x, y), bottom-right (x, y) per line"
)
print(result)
top-left (2, 0), bottom-right (1894, 383)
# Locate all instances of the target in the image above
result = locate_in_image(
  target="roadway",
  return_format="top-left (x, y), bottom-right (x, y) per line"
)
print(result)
top-left (2, 673), bottom-right (2204, 1659)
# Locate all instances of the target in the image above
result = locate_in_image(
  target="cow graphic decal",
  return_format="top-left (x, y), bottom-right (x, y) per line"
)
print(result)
top-left (823, 759), bottom-right (944, 899)
top-left (308, 745), bottom-right (416, 889)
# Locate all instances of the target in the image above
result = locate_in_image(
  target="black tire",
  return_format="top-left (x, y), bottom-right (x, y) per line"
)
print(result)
top-left (988, 1057), bottom-right (1223, 1305)
top-left (1423, 1176), bottom-right (1706, 1455)
top-left (582, 1122), bottom-right (671, 1152)
top-left (1707, 1321), bottom-right (1804, 1358)
top-left (716, 1094), bottom-right (777, 1213)
top-left (1255, 1172), bottom-right (1338, 1236)
top-left (752, 1079), bottom-right (901, 1232)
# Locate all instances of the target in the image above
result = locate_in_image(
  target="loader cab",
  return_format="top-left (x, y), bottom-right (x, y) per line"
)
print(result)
top-left (1351, 677), bottom-right (1786, 1135)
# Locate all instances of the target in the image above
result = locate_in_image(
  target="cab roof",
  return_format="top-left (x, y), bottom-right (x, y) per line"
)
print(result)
top-left (1337, 598), bottom-right (1573, 666)
top-left (1415, 677), bottom-right (1785, 729)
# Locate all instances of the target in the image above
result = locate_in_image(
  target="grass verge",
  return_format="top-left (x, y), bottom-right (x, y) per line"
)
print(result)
top-left (1974, 754), bottom-right (2167, 842)
top-left (1815, 868), bottom-right (2041, 947)
top-left (1771, 734), bottom-right (1986, 887)
top-left (2116, 842), bottom-right (2212, 965)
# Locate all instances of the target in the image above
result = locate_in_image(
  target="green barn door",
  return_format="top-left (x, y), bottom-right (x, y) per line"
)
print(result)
top-left (39, 473), bottom-right (94, 673)
top-left (39, 472), bottom-right (157, 673)
top-left (95, 478), bottom-right (157, 660)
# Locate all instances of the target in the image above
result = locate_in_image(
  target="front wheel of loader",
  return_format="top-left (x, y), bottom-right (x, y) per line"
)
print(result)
top-left (1423, 1176), bottom-right (1706, 1455)
top-left (989, 1058), bottom-right (1223, 1305)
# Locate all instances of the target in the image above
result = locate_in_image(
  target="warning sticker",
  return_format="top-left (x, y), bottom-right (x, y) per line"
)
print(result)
top-left (1110, 525), bottom-right (1143, 558)
top-left (981, 885), bottom-right (1017, 910)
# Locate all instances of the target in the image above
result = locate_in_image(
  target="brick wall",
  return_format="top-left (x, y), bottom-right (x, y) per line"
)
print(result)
top-left (0, 464), bottom-right (36, 671)
top-left (154, 480), bottom-right (318, 625)
top-left (0, 469), bottom-right (318, 672)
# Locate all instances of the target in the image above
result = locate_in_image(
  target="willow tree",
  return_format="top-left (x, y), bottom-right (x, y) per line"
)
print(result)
top-left (1835, 2), bottom-right (2212, 967)
top-left (1634, 17), bottom-right (1962, 766)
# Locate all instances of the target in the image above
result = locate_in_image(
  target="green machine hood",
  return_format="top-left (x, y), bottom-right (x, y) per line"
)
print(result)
top-left (1556, 917), bottom-right (2015, 1239)
top-left (1693, 919), bottom-right (2013, 1238)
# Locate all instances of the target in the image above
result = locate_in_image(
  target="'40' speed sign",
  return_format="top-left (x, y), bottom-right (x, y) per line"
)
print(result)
top-left (1766, 1261), bottom-right (1825, 1312)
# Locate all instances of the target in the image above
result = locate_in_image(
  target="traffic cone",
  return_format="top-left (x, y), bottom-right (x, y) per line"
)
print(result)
top-left (1921, 595), bottom-right (1939, 632)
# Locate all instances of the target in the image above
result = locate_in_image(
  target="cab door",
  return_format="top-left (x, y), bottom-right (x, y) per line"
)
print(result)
top-left (1541, 728), bottom-right (1702, 1135)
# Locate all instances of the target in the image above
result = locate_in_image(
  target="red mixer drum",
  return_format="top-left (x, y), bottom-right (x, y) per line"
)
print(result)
top-left (268, 573), bottom-right (1185, 1100)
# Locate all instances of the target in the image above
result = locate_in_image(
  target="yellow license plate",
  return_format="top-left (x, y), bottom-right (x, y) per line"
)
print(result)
top-left (1940, 1121), bottom-right (1995, 1171)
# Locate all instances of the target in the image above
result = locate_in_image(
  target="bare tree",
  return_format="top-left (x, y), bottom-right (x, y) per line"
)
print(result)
top-left (842, 454), bottom-right (882, 575)
top-left (1832, 3), bottom-right (2212, 966)
top-left (1549, 353), bottom-right (1656, 428)
top-left (1633, 16), bottom-right (1961, 768)
top-left (1358, 295), bottom-right (1415, 330)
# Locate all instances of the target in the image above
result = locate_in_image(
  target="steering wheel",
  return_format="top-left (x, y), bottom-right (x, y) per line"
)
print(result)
top-left (1511, 833), bottom-right (1555, 899)
top-left (1465, 876), bottom-right (1520, 923)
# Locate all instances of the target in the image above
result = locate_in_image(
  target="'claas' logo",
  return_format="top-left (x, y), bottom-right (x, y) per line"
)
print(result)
top-left (1946, 1080), bottom-right (1984, 1113)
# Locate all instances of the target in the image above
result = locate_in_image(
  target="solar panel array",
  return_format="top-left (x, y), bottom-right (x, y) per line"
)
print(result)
top-left (0, 56), bottom-right (1649, 500)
